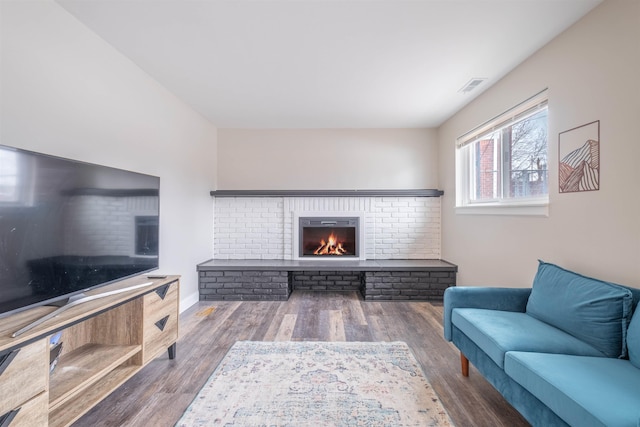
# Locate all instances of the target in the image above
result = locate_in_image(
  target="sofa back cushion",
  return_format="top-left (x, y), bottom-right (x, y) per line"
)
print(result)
top-left (627, 308), bottom-right (640, 368)
top-left (526, 261), bottom-right (633, 358)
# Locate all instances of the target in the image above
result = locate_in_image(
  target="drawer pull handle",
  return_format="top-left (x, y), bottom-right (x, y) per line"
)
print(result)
top-left (155, 315), bottom-right (170, 332)
top-left (0, 349), bottom-right (19, 377)
top-left (0, 407), bottom-right (21, 427)
top-left (155, 284), bottom-right (170, 300)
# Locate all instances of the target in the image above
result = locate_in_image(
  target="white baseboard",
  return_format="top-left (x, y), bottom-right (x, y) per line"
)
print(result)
top-left (179, 292), bottom-right (200, 314)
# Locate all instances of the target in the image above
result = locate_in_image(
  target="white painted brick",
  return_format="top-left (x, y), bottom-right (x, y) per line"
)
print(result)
top-left (379, 217), bottom-right (399, 223)
top-left (381, 207), bottom-right (399, 213)
top-left (218, 217), bottom-right (237, 224)
top-left (213, 195), bottom-right (441, 260)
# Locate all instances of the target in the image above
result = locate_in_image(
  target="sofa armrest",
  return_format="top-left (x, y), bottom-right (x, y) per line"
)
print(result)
top-left (443, 286), bottom-right (532, 341)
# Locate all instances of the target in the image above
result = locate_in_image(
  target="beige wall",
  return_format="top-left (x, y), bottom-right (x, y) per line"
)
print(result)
top-left (217, 128), bottom-right (438, 190)
top-left (1, 0), bottom-right (218, 309)
top-left (438, 0), bottom-right (640, 288)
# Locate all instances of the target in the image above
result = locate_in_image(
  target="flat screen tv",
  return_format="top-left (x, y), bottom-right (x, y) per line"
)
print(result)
top-left (0, 144), bottom-right (160, 320)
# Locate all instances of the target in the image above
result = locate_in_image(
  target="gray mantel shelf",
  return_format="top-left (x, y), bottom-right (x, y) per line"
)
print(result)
top-left (209, 189), bottom-right (444, 197)
top-left (197, 258), bottom-right (457, 272)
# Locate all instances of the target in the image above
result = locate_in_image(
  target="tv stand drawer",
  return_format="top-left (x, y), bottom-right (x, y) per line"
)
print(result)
top-left (0, 339), bottom-right (48, 417)
top-left (1, 391), bottom-right (49, 427)
top-left (142, 280), bottom-right (179, 363)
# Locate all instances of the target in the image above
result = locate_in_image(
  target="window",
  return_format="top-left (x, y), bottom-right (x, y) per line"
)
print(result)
top-left (456, 90), bottom-right (549, 215)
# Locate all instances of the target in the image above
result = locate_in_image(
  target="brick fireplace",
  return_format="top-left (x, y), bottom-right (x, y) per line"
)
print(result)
top-left (200, 190), bottom-right (456, 301)
top-left (212, 194), bottom-right (441, 260)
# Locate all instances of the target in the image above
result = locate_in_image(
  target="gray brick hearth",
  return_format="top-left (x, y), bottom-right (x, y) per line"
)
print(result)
top-left (363, 270), bottom-right (455, 300)
top-left (199, 270), bottom-right (290, 301)
top-left (291, 271), bottom-right (365, 292)
top-left (197, 259), bottom-right (457, 302)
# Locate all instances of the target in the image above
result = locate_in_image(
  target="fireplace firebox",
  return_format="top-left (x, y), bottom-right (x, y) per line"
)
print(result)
top-left (299, 217), bottom-right (359, 258)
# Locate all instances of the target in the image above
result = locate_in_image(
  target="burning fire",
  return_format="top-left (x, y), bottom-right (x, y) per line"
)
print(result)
top-left (313, 232), bottom-right (347, 256)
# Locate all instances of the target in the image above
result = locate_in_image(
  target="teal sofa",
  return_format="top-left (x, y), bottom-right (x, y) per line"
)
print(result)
top-left (444, 261), bottom-right (640, 427)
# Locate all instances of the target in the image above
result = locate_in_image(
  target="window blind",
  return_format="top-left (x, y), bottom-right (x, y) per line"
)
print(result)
top-left (456, 88), bottom-right (548, 149)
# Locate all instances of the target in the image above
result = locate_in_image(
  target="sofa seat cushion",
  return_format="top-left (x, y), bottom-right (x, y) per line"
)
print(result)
top-left (452, 308), bottom-right (605, 368)
top-left (627, 308), bottom-right (640, 369)
top-left (505, 352), bottom-right (640, 427)
top-left (526, 261), bottom-right (633, 358)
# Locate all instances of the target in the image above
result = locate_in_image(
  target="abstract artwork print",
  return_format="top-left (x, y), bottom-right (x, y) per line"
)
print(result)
top-left (559, 120), bottom-right (600, 193)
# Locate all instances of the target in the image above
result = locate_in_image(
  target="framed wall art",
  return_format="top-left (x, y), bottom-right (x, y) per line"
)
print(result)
top-left (558, 120), bottom-right (600, 193)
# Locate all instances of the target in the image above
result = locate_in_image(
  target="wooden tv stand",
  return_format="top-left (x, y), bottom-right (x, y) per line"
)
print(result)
top-left (0, 275), bottom-right (180, 427)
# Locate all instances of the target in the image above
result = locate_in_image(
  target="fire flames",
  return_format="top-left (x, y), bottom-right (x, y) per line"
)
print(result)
top-left (313, 232), bottom-right (347, 256)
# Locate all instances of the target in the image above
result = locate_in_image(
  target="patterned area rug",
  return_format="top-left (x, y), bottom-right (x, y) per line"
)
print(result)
top-left (176, 341), bottom-right (454, 427)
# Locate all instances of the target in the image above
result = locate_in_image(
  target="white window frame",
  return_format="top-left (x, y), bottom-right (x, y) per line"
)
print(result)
top-left (455, 89), bottom-right (549, 216)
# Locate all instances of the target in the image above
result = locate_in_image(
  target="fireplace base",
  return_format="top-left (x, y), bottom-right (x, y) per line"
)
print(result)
top-left (291, 271), bottom-right (365, 292)
top-left (197, 259), bottom-right (457, 301)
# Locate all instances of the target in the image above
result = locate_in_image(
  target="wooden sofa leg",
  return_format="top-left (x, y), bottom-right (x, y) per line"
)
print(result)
top-left (460, 352), bottom-right (469, 377)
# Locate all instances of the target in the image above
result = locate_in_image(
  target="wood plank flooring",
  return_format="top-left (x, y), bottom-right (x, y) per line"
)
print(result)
top-left (73, 291), bottom-right (530, 427)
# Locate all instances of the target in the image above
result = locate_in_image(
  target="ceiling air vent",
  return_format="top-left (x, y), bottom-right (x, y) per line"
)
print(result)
top-left (459, 78), bottom-right (486, 93)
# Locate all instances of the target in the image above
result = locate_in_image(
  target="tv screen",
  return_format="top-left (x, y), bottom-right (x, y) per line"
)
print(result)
top-left (0, 144), bottom-right (160, 318)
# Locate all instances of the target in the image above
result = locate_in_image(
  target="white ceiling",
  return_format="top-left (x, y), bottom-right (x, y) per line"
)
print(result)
top-left (56, 0), bottom-right (601, 129)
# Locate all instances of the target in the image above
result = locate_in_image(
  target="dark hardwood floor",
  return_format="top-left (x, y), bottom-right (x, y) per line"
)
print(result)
top-left (73, 291), bottom-right (529, 427)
